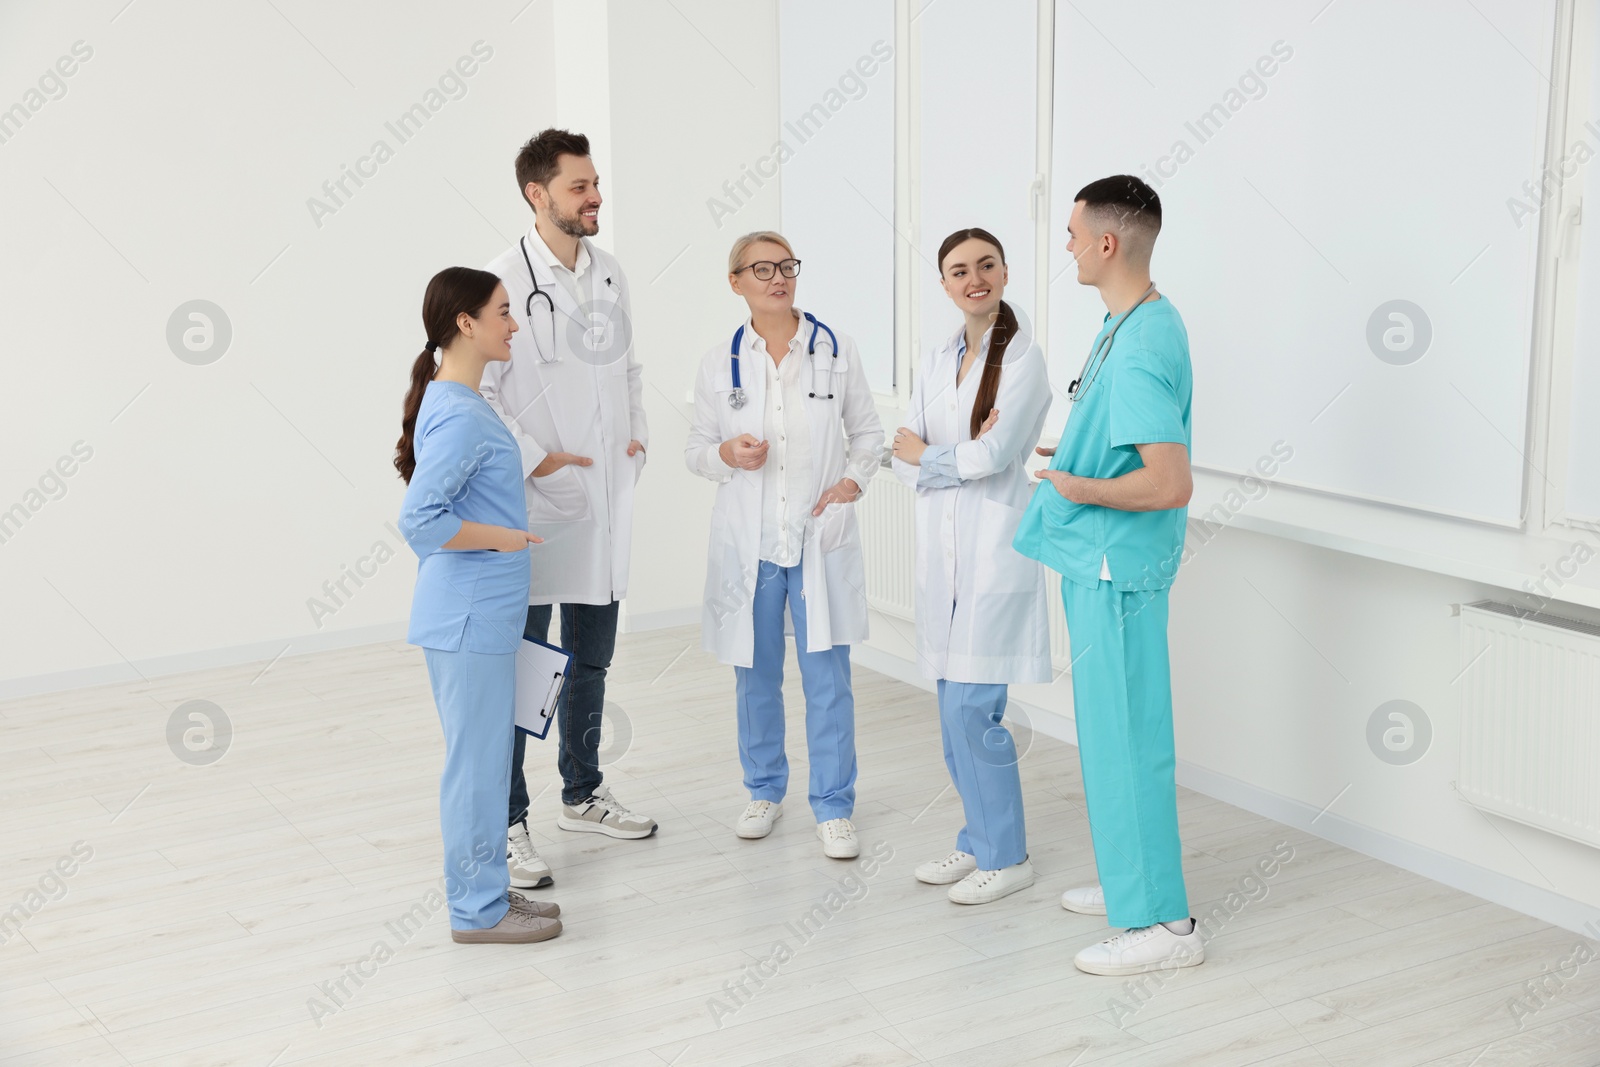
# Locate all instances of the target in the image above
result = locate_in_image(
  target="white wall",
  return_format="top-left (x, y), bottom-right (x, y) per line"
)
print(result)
top-left (1169, 528), bottom-right (1600, 921)
top-left (606, 0), bottom-right (780, 626)
top-left (0, 0), bottom-right (778, 694)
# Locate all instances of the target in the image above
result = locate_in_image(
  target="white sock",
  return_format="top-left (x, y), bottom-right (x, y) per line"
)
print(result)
top-left (1161, 918), bottom-right (1195, 935)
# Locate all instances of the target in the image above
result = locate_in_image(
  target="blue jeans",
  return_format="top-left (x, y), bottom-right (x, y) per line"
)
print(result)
top-left (734, 559), bottom-right (857, 821)
top-left (509, 599), bottom-right (619, 819)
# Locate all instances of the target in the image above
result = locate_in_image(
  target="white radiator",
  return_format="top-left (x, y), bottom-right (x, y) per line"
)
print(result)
top-left (1458, 600), bottom-right (1600, 849)
top-left (857, 469), bottom-right (918, 620)
top-left (859, 468), bottom-right (1073, 668)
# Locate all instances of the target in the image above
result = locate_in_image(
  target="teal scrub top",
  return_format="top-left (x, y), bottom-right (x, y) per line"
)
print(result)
top-left (1013, 295), bottom-right (1192, 592)
top-left (399, 380), bottom-right (531, 653)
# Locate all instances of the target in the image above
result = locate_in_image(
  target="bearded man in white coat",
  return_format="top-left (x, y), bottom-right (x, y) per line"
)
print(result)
top-left (480, 128), bottom-right (656, 891)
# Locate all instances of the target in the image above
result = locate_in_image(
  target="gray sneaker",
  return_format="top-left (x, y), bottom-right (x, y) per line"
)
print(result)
top-left (451, 905), bottom-right (562, 944)
top-left (507, 890), bottom-right (560, 919)
top-left (556, 785), bottom-right (657, 839)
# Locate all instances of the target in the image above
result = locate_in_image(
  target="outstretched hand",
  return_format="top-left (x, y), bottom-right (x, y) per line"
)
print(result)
top-left (533, 451), bottom-right (593, 478)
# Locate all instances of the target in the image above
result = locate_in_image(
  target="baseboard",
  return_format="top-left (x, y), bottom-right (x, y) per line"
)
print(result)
top-left (855, 638), bottom-right (1600, 939)
top-left (0, 606), bottom-right (705, 702)
top-left (0, 620), bottom-right (410, 701)
top-left (619, 605), bottom-right (702, 634)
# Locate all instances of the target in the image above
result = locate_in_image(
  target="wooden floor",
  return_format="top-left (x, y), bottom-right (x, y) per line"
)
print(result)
top-left (4, 625), bottom-right (1600, 1067)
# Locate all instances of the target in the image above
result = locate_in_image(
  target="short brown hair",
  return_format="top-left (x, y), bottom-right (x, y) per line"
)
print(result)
top-left (515, 128), bottom-right (590, 209)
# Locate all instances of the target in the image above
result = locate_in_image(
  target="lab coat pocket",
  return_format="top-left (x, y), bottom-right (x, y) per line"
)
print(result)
top-left (526, 464), bottom-right (592, 524)
top-left (814, 501), bottom-right (857, 555)
top-left (976, 496), bottom-right (1036, 593)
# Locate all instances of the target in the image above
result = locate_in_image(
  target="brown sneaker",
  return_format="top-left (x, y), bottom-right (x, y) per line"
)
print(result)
top-left (451, 906), bottom-right (562, 944)
top-left (507, 890), bottom-right (560, 919)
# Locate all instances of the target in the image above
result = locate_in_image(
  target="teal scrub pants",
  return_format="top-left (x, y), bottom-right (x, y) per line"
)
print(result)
top-left (1061, 579), bottom-right (1189, 929)
top-left (424, 646), bottom-right (515, 931)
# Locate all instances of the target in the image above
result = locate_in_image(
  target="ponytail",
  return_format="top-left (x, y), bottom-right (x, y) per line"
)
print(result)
top-left (394, 348), bottom-right (437, 483)
top-left (970, 299), bottom-right (1018, 440)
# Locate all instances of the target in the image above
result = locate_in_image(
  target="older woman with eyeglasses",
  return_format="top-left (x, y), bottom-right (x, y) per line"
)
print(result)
top-left (684, 230), bottom-right (885, 860)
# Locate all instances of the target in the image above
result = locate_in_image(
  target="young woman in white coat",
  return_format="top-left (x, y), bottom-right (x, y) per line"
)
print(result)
top-left (891, 227), bottom-right (1053, 904)
top-left (685, 231), bottom-right (886, 860)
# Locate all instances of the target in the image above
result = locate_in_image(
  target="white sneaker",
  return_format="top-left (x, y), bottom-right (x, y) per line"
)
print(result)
top-left (816, 818), bottom-right (860, 859)
top-left (1073, 921), bottom-right (1205, 976)
top-left (735, 800), bottom-right (783, 840)
top-left (557, 785), bottom-right (658, 839)
top-left (1061, 884), bottom-right (1107, 915)
top-left (915, 850), bottom-right (977, 885)
top-left (507, 819), bottom-right (553, 889)
top-left (948, 858), bottom-right (1035, 904)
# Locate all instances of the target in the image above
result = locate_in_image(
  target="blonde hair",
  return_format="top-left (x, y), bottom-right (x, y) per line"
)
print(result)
top-left (728, 230), bottom-right (794, 276)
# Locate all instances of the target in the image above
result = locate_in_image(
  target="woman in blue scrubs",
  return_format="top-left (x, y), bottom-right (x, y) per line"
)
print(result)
top-left (396, 266), bottom-right (563, 945)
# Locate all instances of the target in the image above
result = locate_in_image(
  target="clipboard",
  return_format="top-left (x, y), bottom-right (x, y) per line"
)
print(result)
top-left (514, 636), bottom-right (572, 740)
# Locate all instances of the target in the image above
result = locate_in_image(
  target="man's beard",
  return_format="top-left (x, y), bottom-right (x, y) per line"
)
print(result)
top-left (550, 201), bottom-right (599, 238)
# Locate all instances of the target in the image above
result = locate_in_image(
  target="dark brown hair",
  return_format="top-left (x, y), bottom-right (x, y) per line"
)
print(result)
top-left (394, 266), bottom-right (503, 484)
top-left (1075, 174), bottom-right (1162, 239)
top-left (938, 227), bottom-right (1020, 440)
top-left (515, 128), bottom-right (591, 210)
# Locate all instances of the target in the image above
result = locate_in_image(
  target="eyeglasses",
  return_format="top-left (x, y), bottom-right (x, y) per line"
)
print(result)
top-left (734, 258), bottom-right (802, 281)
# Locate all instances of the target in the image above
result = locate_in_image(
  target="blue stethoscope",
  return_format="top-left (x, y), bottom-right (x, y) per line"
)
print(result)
top-left (1068, 282), bottom-right (1157, 403)
top-left (518, 236), bottom-right (618, 363)
top-left (727, 312), bottom-right (839, 409)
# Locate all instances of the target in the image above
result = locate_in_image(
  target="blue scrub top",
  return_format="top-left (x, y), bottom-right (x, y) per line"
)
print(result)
top-left (1014, 295), bottom-right (1193, 592)
top-left (399, 379), bottom-right (531, 653)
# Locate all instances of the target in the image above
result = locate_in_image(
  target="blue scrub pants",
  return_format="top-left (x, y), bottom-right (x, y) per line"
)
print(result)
top-left (937, 680), bottom-right (1027, 870)
top-left (1061, 579), bottom-right (1190, 929)
top-left (423, 646), bottom-right (515, 931)
top-left (735, 559), bottom-right (857, 821)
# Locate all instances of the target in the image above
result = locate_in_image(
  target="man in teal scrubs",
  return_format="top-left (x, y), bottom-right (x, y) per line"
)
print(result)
top-left (1014, 175), bottom-right (1202, 977)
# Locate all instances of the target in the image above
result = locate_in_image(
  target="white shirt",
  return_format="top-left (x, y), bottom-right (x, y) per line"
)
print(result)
top-left (526, 222), bottom-right (591, 307)
top-left (755, 331), bottom-right (814, 567)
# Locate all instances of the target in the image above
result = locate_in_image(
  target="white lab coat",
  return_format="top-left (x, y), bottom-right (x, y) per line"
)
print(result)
top-left (685, 310), bottom-right (886, 668)
top-left (892, 324), bottom-right (1053, 684)
top-left (481, 224), bottom-right (648, 607)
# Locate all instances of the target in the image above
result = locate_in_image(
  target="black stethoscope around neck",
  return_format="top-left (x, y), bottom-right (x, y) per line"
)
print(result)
top-left (517, 236), bottom-right (617, 361)
top-left (727, 312), bottom-right (839, 409)
top-left (1067, 282), bottom-right (1158, 403)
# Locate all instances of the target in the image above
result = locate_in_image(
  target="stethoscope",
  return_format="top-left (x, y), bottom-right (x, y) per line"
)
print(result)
top-left (726, 312), bottom-right (839, 409)
top-left (518, 236), bottom-right (618, 363)
top-left (1068, 282), bottom-right (1157, 403)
